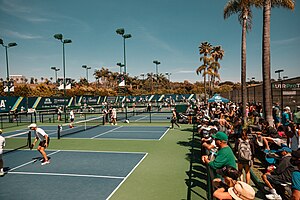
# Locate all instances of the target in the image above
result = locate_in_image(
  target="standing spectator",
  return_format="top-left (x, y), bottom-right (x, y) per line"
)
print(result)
top-left (170, 108), bottom-right (180, 129)
top-left (282, 107), bottom-right (292, 147)
top-left (202, 131), bottom-right (236, 176)
top-left (186, 105), bottom-right (194, 124)
top-left (111, 108), bottom-right (117, 125)
top-left (235, 129), bottom-right (254, 184)
top-left (69, 109), bottom-right (75, 128)
top-left (290, 148), bottom-right (300, 200)
top-left (262, 147), bottom-right (296, 200)
top-left (273, 102), bottom-right (281, 128)
top-left (294, 106), bottom-right (300, 125)
top-left (290, 123), bottom-right (300, 151)
top-left (57, 107), bottom-right (63, 121)
top-left (0, 129), bottom-right (5, 176)
top-left (28, 124), bottom-right (50, 165)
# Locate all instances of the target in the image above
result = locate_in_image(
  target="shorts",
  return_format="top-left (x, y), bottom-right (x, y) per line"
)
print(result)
top-left (0, 153), bottom-right (2, 160)
top-left (266, 174), bottom-right (287, 185)
top-left (39, 137), bottom-right (50, 148)
top-left (70, 118), bottom-right (74, 122)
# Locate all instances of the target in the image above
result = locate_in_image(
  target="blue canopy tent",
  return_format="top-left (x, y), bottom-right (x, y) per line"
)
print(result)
top-left (208, 94), bottom-right (230, 103)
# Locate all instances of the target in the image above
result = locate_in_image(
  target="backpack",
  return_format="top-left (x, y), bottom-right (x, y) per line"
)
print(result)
top-left (238, 139), bottom-right (252, 161)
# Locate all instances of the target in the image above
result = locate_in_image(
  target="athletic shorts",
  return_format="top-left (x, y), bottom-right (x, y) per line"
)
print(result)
top-left (39, 137), bottom-right (50, 148)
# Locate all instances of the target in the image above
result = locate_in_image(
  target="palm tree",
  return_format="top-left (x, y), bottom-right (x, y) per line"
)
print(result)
top-left (224, 0), bottom-right (254, 124)
top-left (209, 45), bottom-right (224, 93)
top-left (197, 42), bottom-right (212, 102)
top-left (258, 0), bottom-right (294, 125)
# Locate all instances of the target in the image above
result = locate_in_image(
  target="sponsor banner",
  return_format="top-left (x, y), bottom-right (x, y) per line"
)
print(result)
top-left (77, 96), bottom-right (99, 105)
top-left (0, 97), bottom-right (18, 112)
top-left (37, 97), bottom-right (72, 109)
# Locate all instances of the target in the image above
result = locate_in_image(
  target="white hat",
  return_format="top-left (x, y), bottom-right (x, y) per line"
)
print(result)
top-left (28, 123), bottom-right (37, 128)
top-left (228, 181), bottom-right (255, 200)
top-left (285, 106), bottom-right (291, 111)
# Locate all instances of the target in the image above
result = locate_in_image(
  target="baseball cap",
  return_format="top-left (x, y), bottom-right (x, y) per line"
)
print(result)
top-left (0, 129), bottom-right (2, 134)
top-left (212, 131), bottom-right (228, 141)
top-left (28, 123), bottom-right (37, 128)
top-left (278, 146), bottom-right (292, 153)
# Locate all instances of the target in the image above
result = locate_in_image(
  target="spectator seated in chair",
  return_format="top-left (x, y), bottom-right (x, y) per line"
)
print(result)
top-left (262, 147), bottom-right (297, 200)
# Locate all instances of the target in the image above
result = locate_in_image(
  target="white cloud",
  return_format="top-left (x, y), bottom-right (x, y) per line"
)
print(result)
top-left (272, 36), bottom-right (300, 45)
top-left (4, 30), bottom-right (42, 39)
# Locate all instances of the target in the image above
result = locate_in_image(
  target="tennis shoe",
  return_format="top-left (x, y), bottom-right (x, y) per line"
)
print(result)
top-left (41, 160), bottom-right (50, 165)
top-left (0, 171), bottom-right (4, 176)
top-left (265, 193), bottom-right (282, 200)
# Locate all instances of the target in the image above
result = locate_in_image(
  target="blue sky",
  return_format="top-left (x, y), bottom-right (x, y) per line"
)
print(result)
top-left (0, 0), bottom-right (299, 83)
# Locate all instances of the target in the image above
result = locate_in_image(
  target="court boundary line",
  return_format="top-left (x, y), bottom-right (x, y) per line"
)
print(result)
top-left (8, 150), bottom-right (61, 172)
top-left (158, 127), bottom-right (170, 140)
top-left (90, 126), bottom-right (123, 139)
top-left (106, 152), bottom-right (148, 200)
top-left (8, 171), bottom-right (125, 179)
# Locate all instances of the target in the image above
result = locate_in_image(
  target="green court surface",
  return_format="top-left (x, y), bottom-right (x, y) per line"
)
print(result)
top-left (2, 122), bottom-right (207, 199)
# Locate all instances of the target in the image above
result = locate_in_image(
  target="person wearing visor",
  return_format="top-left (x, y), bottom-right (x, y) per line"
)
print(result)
top-left (28, 123), bottom-right (50, 165)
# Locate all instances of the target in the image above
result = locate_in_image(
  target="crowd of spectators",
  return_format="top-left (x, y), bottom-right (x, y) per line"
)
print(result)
top-left (189, 101), bottom-right (300, 200)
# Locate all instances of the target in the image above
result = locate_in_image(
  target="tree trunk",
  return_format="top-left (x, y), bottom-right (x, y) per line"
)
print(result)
top-left (241, 15), bottom-right (247, 125)
top-left (204, 69), bottom-right (207, 102)
top-left (262, 0), bottom-right (273, 126)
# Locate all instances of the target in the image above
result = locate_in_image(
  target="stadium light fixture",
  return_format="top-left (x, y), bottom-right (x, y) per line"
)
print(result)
top-left (82, 65), bottom-right (91, 82)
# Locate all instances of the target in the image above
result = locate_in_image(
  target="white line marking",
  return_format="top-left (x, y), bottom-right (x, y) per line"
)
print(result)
top-left (8, 171), bottom-right (125, 179)
top-left (134, 115), bottom-right (148, 122)
top-left (158, 127), bottom-right (170, 140)
top-left (112, 131), bottom-right (163, 133)
top-left (9, 150), bottom-right (61, 172)
top-left (91, 126), bottom-right (123, 139)
top-left (106, 153), bottom-right (148, 200)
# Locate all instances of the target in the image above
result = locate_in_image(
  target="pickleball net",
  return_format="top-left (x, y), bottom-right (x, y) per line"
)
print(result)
top-left (57, 116), bottom-right (104, 139)
top-left (4, 131), bottom-right (31, 154)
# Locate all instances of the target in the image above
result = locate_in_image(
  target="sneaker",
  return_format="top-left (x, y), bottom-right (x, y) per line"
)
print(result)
top-left (265, 193), bottom-right (282, 200)
top-left (264, 186), bottom-right (272, 192)
top-left (0, 171), bottom-right (4, 176)
top-left (41, 160), bottom-right (50, 165)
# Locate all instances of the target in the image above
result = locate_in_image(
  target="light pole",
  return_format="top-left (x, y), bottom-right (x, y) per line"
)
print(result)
top-left (116, 28), bottom-right (132, 75)
top-left (251, 77), bottom-right (256, 102)
top-left (165, 72), bottom-right (171, 93)
top-left (82, 65), bottom-right (91, 83)
top-left (140, 73), bottom-right (145, 81)
top-left (54, 34), bottom-right (72, 97)
top-left (0, 38), bottom-right (17, 95)
top-left (275, 69), bottom-right (284, 112)
top-left (50, 66), bottom-right (60, 85)
top-left (153, 60), bottom-right (161, 107)
top-left (116, 62), bottom-right (125, 74)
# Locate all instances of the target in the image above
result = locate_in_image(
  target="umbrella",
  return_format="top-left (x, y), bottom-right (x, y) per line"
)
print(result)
top-left (208, 94), bottom-right (229, 103)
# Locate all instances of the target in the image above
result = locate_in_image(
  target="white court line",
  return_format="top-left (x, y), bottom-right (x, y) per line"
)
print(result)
top-left (107, 153), bottom-right (148, 200)
top-left (8, 171), bottom-right (125, 179)
top-left (111, 131), bottom-right (163, 133)
top-left (158, 127), bottom-right (170, 140)
top-left (91, 126), bottom-right (123, 139)
top-left (9, 150), bottom-right (61, 172)
top-left (134, 115), bottom-right (148, 122)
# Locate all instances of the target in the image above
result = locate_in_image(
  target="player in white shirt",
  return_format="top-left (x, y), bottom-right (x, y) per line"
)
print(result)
top-left (0, 129), bottom-right (5, 176)
top-left (28, 124), bottom-right (50, 165)
top-left (69, 110), bottom-right (75, 128)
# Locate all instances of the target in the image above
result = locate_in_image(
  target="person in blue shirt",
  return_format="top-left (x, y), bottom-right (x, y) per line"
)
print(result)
top-left (290, 148), bottom-right (300, 200)
top-left (282, 107), bottom-right (292, 147)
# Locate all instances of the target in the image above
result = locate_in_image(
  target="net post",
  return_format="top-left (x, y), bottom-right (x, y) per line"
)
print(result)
top-left (58, 125), bottom-right (61, 139)
top-left (28, 131), bottom-right (32, 148)
top-left (102, 115), bottom-right (105, 125)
